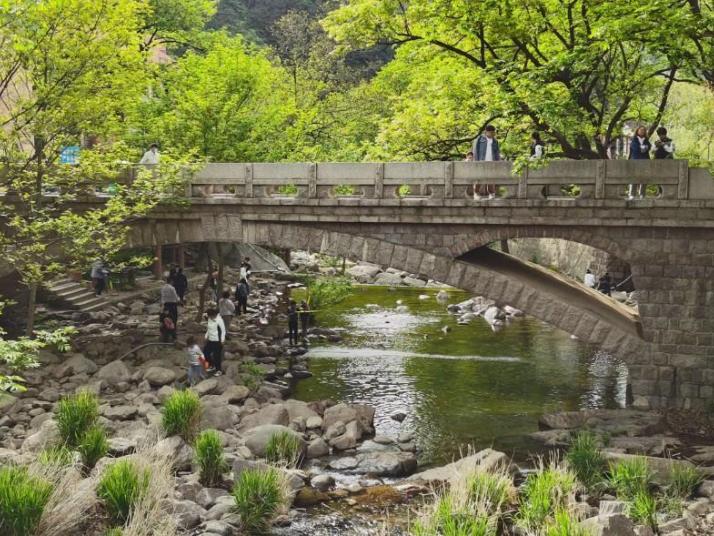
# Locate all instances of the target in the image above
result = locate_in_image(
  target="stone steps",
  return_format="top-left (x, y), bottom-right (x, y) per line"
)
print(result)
top-left (46, 278), bottom-right (108, 312)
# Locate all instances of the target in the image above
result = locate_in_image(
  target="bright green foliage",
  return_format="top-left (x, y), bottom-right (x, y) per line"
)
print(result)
top-left (324, 0), bottom-right (713, 160)
top-left (78, 425), bottom-right (109, 471)
top-left (566, 431), bottom-right (606, 491)
top-left (466, 470), bottom-right (513, 513)
top-left (629, 491), bottom-right (658, 529)
top-left (667, 463), bottom-right (703, 500)
top-left (412, 495), bottom-right (496, 536)
top-left (276, 183), bottom-right (299, 196)
top-left (334, 184), bottom-right (357, 196)
top-left (56, 391), bottom-right (100, 449)
top-left (103, 528), bottom-right (124, 536)
top-left (305, 277), bottom-right (353, 310)
top-left (232, 468), bottom-right (287, 534)
top-left (162, 389), bottom-right (202, 441)
top-left (38, 446), bottom-right (75, 467)
top-left (517, 463), bottom-right (577, 530)
top-left (195, 430), bottom-right (228, 487)
top-left (97, 460), bottom-right (150, 525)
top-left (0, 465), bottom-right (54, 536)
top-left (608, 457), bottom-right (654, 500)
top-left (546, 509), bottom-right (591, 536)
top-left (265, 431), bottom-right (302, 467)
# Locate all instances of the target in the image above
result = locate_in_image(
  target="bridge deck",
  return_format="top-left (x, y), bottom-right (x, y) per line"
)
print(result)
top-left (460, 247), bottom-right (642, 339)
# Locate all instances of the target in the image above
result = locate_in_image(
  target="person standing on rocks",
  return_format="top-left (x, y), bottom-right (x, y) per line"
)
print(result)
top-left (597, 273), bottom-right (612, 296)
top-left (204, 308), bottom-right (225, 376)
top-left (186, 336), bottom-right (205, 386)
top-left (235, 278), bottom-right (249, 315)
top-left (91, 260), bottom-right (109, 296)
top-left (240, 257), bottom-right (252, 291)
top-left (159, 306), bottom-right (176, 342)
top-left (160, 277), bottom-right (179, 325)
top-left (299, 300), bottom-right (310, 343)
top-left (218, 291), bottom-right (236, 339)
top-left (288, 300), bottom-right (299, 346)
top-left (174, 268), bottom-right (188, 305)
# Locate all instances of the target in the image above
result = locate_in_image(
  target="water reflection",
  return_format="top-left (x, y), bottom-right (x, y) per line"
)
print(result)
top-left (292, 286), bottom-right (627, 466)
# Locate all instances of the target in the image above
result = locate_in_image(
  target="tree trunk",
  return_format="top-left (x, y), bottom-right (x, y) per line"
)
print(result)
top-left (25, 283), bottom-right (37, 337)
top-left (195, 243), bottom-right (212, 322)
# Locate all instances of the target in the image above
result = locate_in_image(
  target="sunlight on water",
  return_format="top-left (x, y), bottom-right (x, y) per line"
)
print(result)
top-left (292, 286), bottom-right (627, 465)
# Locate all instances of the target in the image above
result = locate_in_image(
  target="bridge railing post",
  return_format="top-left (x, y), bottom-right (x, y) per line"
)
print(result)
top-left (444, 161), bottom-right (454, 199)
top-left (374, 163), bottom-right (384, 198)
top-left (517, 167), bottom-right (528, 199)
top-left (677, 160), bottom-right (689, 200)
top-left (245, 163), bottom-right (253, 198)
top-left (308, 163), bottom-right (317, 198)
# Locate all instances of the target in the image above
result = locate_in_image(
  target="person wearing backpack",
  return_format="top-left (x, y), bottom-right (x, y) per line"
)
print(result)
top-left (159, 306), bottom-right (177, 342)
top-left (204, 308), bottom-right (226, 376)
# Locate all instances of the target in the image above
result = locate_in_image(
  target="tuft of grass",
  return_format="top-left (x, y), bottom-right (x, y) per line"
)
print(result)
top-left (0, 465), bottom-right (54, 536)
top-left (412, 494), bottom-right (496, 536)
top-left (195, 429), bottom-right (228, 487)
top-left (161, 389), bottom-right (201, 441)
top-left (516, 461), bottom-right (577, 530)
top-left (608, 457), bottom-right (653, 499)
top-left (97, 460), bottom-right (150, 525)
top-left (566, 431), bottom-right (606, 491)
top-left (104, 529), bottom-right (123, 536)
top-left (629, 490), bottom-right (658, 529)
top-left (232, 468), bottom-right (287, 534)
top-left (38, 446), bottom-right (75, 467)
top-left (265, 430), bottom-right (302, 467)
top-left (77, 425), bottom-right (108, 471)
top-left (546, 509), bottom-right (591, 536)
top-left (466, 470), bottom-right (514, 513)
top-left (56, 391), bottom-right (99, 448)
top-left (667, 463), bottom-right (703, 500)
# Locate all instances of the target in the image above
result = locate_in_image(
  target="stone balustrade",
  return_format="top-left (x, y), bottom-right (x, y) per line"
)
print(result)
top-left (187, 160), bottom-right (714, 201)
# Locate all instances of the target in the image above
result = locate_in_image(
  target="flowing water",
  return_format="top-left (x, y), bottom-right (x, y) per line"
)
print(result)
top-left (292, 285), bottom-right (628, 467)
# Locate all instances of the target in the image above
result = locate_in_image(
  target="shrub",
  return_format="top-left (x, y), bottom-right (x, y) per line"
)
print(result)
top-left (546, 509), bottom-right (590, 536)
top-left (629, 490), bottom-right (658, 529)
top-left (97, 460), bottom-right (150, 525)
top-left (566, 431), bottom-right (606, 491)
top-left (104, 529), bottom-right (123, 536)
top-left (305, 277), bottom-right (352, 310)
top-left (78, 425), bottom-right (109, 470)
top-left (667, 463), bottom-right (703, 499)
top-left (56, 390), bottom-right (99, 448)
top-left (232, 468), bottom-right (286, 534)
top-left (195, 430), bottom-right (228, 487)
top-left (517, 462), bottom-right (577, 530)
top-left (412, 495), bottom-right (496, 536)
top-left (608, 457), bottom-right (653, 499)
top-left (0, 465), bottom-right (54, 536)
top-left (161, 389), bottom-right (201, 441)
top-left (38, 445), bottom-right (75, 467)
top-left (265, 431), bottom-right (302, 467)
top-left (467, 470), bottom-right (513, 513)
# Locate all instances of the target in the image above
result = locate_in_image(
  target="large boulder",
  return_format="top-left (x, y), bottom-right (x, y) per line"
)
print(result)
top-left (355, 451), bottom-right (418, 477)
top-left (408, 449), bottom-right (510, 485)
top-left (153, 436), bottom-right (194, 472)
top-left (323, 403), bottom-right (375, 434)
top-left (329, 421), bottom-right (362, 451)
top-left (243, 424), bottom-right (306, 458)
top-left (143, 367), bottom-right (176, 387)
top-left (374, 272), bottom-right (404, 286)
top-left (221, 385), bottom-right (250, 404)
top-left (200, 404), bottom-right (236, 431)
top-left (21, 419), bottom-right (60, 453)
top-left (604, 452), bottom-right (695, 485)
top-left (239, 404), bottom-right (289, 432)
top-left (55, 354), bottom-right (97, 377)
top-left (97, 361), bottom-right (132, 385)
top-left (580, 514), bottom-right (636, 536)
top-left (283, 399), bottom-right (319, 422)
top-left (347, 263), bottom-right (382, 283)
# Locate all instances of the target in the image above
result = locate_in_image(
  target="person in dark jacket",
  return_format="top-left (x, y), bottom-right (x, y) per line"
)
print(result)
top-left (174, 268), bottom-right (188, 305)
top-left (628, 126), bottom-right (651, 199)
top-left (159, 306), bottom-right (177, 342)
top-left (653, 127), bottom-right (675, 159)
top-left (299, 300), bottom-right (310, 343)
top-left (288, 300), bottom-right (299, 345)
top-left (597, 273), bottom-right (612, 297)
top-left (235, 278), bottom-right (249, 315)
top-left (472, 125), bottom-right (500, 199)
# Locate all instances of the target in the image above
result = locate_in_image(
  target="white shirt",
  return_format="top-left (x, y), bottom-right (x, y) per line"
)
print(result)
top-left (531, 144), bottom-right (544, 159)
top-left (239, 266), bottom-right (249, 280)
top-left (139, 149), bottom-right (160, 165)
top-left (584, 273), bottom-right (597, 288)
top-left (219, 298), bottom-right (235, 317)
top-left (205, 315), bottom-right (226, 343)
top-left (637, 137), bottom-right (648, 153)
top-left (485, 138), bottom-right (494, 161)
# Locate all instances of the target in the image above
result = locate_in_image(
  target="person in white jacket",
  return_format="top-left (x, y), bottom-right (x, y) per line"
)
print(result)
top-left (204, 308), bottom-right (226, 376)
top-left (584, 269), bottom-right (597, 289)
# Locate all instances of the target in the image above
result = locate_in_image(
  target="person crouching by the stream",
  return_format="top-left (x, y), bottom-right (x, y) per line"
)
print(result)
top-left (235, 278), bottom-right (249, 315)
top-left (186, 336), bottom-right (205, 386)
top-left (288, 300), bottom-right (299, 346)
top-left (218, 291), bottom-right (235, 339)
top-left (159, 306), bottom-right (177, 342)
top-left (204, 308), bottom-right (225, 376)
top-left (299, 300), bottom-right (310, 343)
top-left (160, 277), bottom-right (179, 325)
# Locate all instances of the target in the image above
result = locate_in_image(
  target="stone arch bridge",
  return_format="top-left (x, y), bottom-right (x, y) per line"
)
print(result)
top-left (90, 161), bottom-right (714, 409)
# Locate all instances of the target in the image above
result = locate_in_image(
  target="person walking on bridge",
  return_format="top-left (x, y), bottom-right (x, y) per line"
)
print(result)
top-left (473, 125), bottom-right (500, 199)
top-left (653, 127), bottom-right (675, 159)
top-left (628, 126), bottom-right (651, 199)
top-left (139, 143), bottom-right (160, 165)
